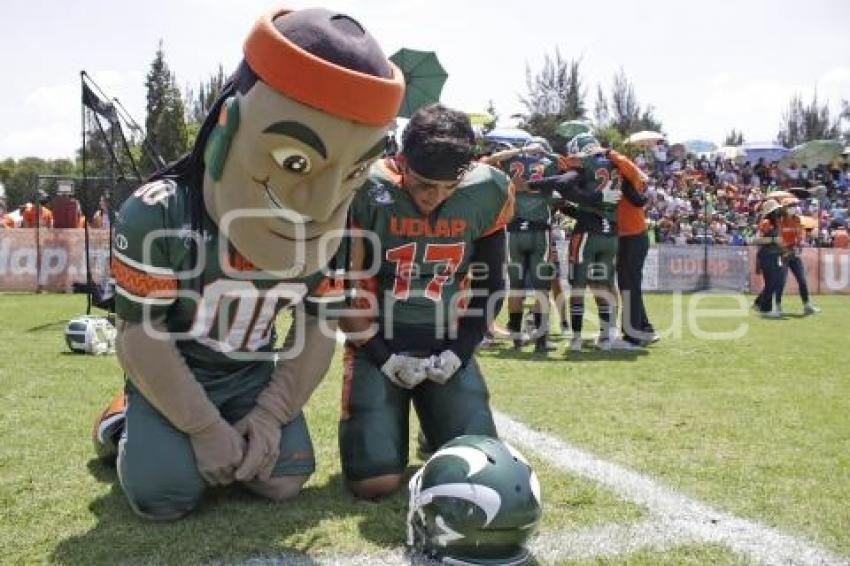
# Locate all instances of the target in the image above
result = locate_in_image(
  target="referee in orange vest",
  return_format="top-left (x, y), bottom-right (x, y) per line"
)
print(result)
top-left (607, 151), bottom-right (656, 346)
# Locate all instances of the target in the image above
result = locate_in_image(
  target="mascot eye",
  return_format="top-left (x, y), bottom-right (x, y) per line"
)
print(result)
top-left (271, 148), bottom-right (312, 175)
top-left (346, 160), bottom-right (373, 181)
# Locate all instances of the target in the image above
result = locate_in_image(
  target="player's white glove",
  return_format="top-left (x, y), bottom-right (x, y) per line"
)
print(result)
top-left (381, 354), bottom-right (430, 389)
top-left (426, 350), bottom-right (463, 384)
top-left (602, 185), bottom-right (622, 205)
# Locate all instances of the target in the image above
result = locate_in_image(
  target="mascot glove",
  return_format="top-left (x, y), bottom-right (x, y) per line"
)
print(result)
top-left (426, 350), bottom-right (463, 384)
top-left (381, 354), bottom-right (430, 389)
top-left (188, 418), bottom-right (246, 486)
top-left (234, 406), bottom-right (282, 482)
top-left (602, 186), bottom-right (622, 205)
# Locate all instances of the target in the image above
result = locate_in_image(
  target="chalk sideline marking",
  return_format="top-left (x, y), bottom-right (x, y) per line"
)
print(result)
top-left (242, 410), bottom-right (848, 565)
top-left (495, 411), bottom-right (850, 566)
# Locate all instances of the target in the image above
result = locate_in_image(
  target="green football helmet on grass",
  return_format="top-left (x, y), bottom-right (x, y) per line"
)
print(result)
top-left (407, 435), bottom-right (542, 565)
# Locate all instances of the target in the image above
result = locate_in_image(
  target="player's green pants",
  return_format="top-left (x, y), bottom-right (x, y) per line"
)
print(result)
top-left (568, 232), bottom-right (618, 286)
top-left (117, 364), bottom-right (314, 519)
top-left (339, 346), bottom-right (497, 481)
top-left (507, 230), bottom-right (555, 290)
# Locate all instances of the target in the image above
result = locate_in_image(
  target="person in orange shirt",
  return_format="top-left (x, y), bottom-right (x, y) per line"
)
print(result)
top-left (777, 197), bottom-right (819, 314)
top-left (610, 150), bottom-right (657, 346)
top-left (21, 190), bottom-right (54, 228)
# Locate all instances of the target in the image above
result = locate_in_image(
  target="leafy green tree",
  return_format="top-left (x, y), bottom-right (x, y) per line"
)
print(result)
top-left (2, 157), bottom-right (75, 208)
top-left (185, 64), bottom-right (227, 126)
top-left (636, 106), bottom-right (663, 133)
top-left (0, 158), bottom-right (14, 185)
top-left (604, 68), bottom-right (663, 136)
top-left (142, 42), bottom-right (188, 173)
top-left (518, 49), bottom-right (586, 140)
top-left (724, 129), bottom-right (744, 145)
top-left (594, 126), bottom-right (636, 157)
top-left (777, 92), bottom-right (840, 148)
top-left (482, 99), bottom-right (499, 135)
top-left (593, 84), bottom-right (609, 128)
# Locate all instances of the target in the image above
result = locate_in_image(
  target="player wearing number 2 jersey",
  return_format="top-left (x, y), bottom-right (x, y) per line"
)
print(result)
top-left (485, 139), bottom-right (562, 352)
top-left (339, 104), bottom-right (513, 498)
top-left (544, 133), bottom-right (640, 352)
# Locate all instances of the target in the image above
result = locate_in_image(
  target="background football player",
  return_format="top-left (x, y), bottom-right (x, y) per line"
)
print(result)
top-left (546, 133), bottom-right (643, 352)
top-left (338, 103), bottom-right (512, 499)
top-left (483, 137), bottom-right (561, 352)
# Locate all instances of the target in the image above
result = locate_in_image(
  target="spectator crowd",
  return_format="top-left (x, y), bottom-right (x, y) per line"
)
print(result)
top-left (630, 144), bottom-right (850, 248)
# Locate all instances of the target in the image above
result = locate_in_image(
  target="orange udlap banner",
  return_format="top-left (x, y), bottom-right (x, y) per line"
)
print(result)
top-left (1, 231), bottom-right (849, 295)
top-left (0, 229), bottom-right (111, 292)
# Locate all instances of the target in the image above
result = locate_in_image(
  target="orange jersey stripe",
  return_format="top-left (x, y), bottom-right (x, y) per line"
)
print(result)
top-left (111, 257), bottom-right (177, 299)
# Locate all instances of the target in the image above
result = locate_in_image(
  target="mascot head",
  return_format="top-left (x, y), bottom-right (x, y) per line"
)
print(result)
top-left (199, 8), bottom-right (404, 276)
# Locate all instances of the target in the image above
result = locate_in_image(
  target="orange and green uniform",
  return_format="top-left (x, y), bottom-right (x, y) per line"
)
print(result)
top-left (339, 158), bottom-right (512, 481)
top-left (112, 179), bottom-right (344, 506)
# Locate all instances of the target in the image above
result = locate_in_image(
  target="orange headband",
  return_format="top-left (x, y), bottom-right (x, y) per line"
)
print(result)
top-left (244, 9), bottom-right (405, 127)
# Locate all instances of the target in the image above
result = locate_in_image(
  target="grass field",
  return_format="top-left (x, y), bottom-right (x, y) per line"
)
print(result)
top-left (1, 292), bottom-right (848, 565)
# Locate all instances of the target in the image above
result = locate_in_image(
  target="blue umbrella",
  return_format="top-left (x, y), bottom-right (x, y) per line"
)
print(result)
top-left (742, 142), bottom-right (789, 164)
top-left (483, 127), bottom-right (532, 147)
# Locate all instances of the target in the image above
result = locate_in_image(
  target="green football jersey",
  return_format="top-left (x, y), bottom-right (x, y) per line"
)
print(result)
top-left (498, 154), bottom-right (557, 228)
top-left (350, 160), bottom-right (511, 337)
top-left (511, 189), bottom-right (554, 227)
top-left (498, 153), bottom-right (558, 183)
top-left (112, 179), bottom-right (339, 379)
top-left (570, 154), bottom-right (620, 235)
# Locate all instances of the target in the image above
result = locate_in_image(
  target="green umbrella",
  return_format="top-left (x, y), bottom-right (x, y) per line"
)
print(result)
top-left (781, 139), bottom-right (844, 168)
top-left (389, 48), bottom-right (448, 118)
top-left (555, 119), bottom-right (591, 140)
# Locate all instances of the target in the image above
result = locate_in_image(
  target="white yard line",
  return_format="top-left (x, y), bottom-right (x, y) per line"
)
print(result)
top-left (240, 408), bottom-right (848, 565)
top-left (495, 411), bottom-right (850, 566)
top-left (531, 519), bottom-right (696, 561)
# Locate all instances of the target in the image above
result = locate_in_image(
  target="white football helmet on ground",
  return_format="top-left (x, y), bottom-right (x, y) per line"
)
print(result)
top-left (65, 316), bottom-right (117, 355)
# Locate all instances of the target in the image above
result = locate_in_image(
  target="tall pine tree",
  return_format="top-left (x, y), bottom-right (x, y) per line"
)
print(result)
top-left (606, 68), bottom-right (663, 136)
top-left (518, 49), bottom-right (587, 141)
top-left (142, 42), bottom-right (188, 174)
top-left (777, 92), bottom-right (840, 148)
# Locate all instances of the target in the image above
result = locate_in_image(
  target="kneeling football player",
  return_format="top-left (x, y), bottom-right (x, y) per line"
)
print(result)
top-left (338, 103), bottom-right (513, 499)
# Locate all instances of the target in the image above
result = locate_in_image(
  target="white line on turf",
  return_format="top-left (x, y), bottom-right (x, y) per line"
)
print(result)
top-left (495, 411), bottom-right (850, 566)
top-left (241, 409), bottom-right (848, 565)
top-left (531, 519), bottom-right (696, 561)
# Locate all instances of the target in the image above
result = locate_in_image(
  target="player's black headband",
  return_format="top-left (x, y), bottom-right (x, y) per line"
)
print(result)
top-left (405, 149), bottom-right (474, 182)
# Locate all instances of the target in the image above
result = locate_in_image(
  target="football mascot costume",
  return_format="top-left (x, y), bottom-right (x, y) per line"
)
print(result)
top-left (94, 7), bottom-right (403, 520)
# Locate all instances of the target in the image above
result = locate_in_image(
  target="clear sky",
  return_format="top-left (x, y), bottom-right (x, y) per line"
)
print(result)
top-left (2, 0), bottom-right (848, 159)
